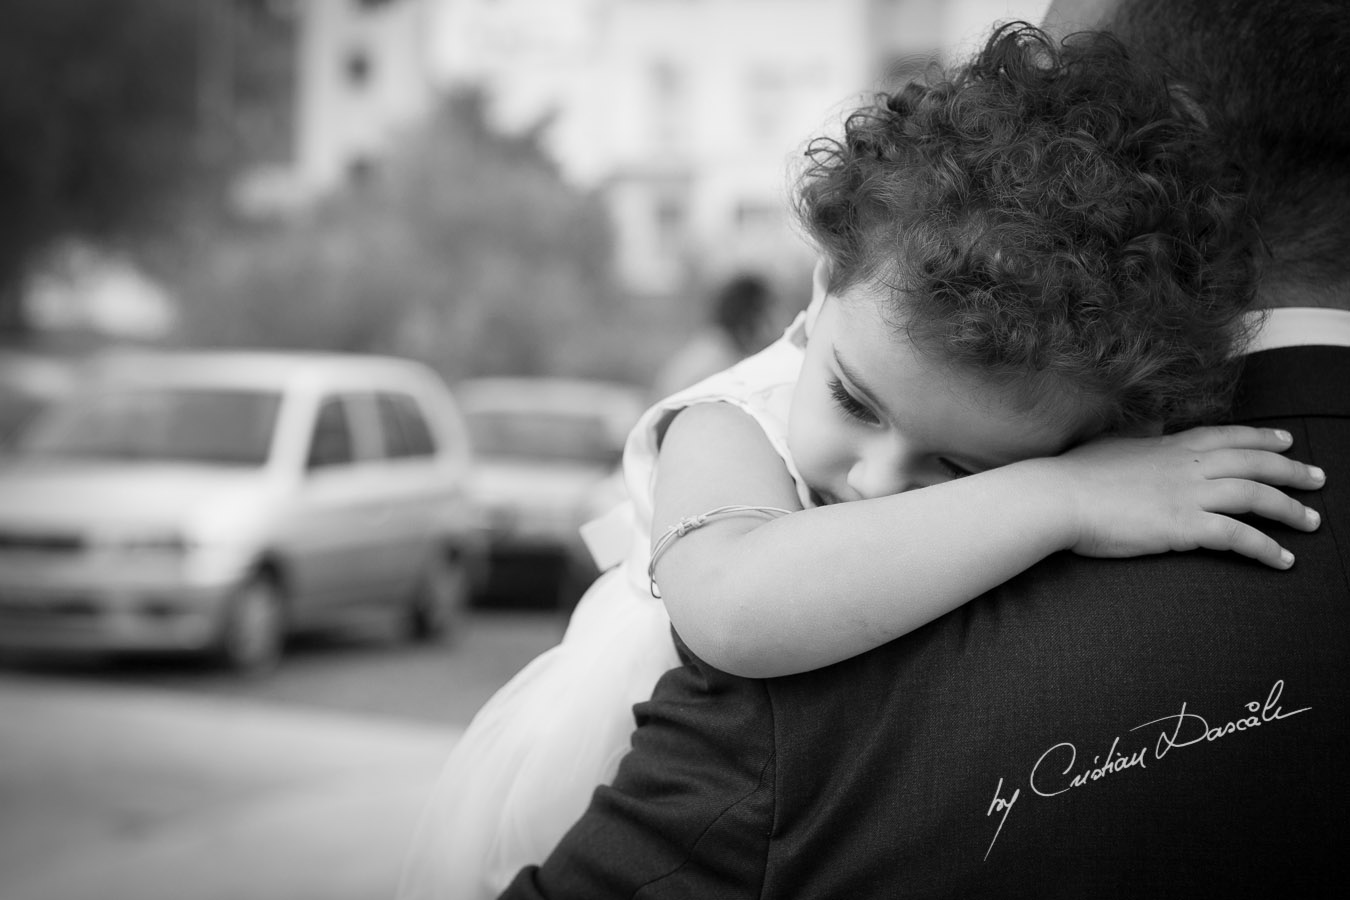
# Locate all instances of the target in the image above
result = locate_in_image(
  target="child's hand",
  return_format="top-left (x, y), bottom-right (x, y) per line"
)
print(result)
top-left (1057, 426), bottom-right (1324, 569)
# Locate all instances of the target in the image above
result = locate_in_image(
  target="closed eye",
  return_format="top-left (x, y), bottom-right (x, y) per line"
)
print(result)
top-left (828, 377), bottom-right (880, 425)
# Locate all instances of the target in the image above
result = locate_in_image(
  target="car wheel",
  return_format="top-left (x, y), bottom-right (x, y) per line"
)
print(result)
top-left (216, 574), bottom-right (286, 675)
top-left (407, 549), bottom-right (470, 642)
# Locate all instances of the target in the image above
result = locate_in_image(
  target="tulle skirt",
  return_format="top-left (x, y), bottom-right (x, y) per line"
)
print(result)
top-left (397, 566), bottom-right (680, 900)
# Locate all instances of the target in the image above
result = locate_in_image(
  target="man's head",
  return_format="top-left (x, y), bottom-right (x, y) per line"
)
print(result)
top-left (795, 23), bottom-right (1256, 436)
top-left (1046, 0), bottom-right (1350, 309)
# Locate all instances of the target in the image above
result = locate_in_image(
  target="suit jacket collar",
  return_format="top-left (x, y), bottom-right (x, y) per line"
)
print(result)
top-left (1245, 307), bottom-right (1350, 352)
top-left (1233, 345), bottom-right (1350, 421)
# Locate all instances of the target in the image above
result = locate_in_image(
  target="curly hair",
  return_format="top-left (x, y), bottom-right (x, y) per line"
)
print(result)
top-left (795, 22), bottom-right (1257, 435)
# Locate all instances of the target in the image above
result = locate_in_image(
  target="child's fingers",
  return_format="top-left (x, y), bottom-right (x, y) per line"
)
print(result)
top-left (1191, 513), bottom-right (1294, 570)
top-left (1203, 479), bottom-right (1322, 532)
top-left (1198, 448), bottom-right (1327, 490)
top-left (1172, 425), bottom-right (1294, 453)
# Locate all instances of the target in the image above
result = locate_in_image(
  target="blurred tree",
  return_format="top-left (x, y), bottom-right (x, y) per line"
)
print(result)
top-left (176, 90), bottom-right (637, 382)
top-left (0, 0), bottom-right (233, 339)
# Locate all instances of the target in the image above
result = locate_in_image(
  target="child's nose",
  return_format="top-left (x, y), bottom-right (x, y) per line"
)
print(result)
top-left (846, 447), bottom-right (919, 499)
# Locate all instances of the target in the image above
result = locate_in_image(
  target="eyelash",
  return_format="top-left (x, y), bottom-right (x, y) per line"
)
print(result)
top-left (828, 378), bottom-right (880, 425)
top-left (938, 458), bottom-right (973, 479)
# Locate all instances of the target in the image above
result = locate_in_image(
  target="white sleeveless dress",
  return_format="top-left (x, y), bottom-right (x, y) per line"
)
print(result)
top-left (398, 314), bottom-right (814, 900)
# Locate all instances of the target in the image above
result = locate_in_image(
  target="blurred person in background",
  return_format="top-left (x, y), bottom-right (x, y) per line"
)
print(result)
top-left (402, 19), bottom-right (1329, 900)
top-left (495, 1), bottom-right (1350, 897)
top-left (650, 272), bottom-right (779, 399)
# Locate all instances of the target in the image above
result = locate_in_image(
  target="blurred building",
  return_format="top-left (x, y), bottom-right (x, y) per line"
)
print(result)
top-left (229, 0), bottom-right (1052, 289)
top-left (232, 0), bottom-right (441, 216)
top-left (431, 0), bottom-right (1051, 295)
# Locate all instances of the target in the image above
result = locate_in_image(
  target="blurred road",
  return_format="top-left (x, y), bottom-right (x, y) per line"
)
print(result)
top-left (0, 609), bottom-right (565, 900)
top-left (59, 607), bottom-right (572, 727)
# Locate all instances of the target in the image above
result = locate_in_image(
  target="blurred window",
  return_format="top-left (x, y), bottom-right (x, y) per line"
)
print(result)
top-left (0, 388), bottom-right (48, 446)
top-left (465, 410), bottom-right (620, 466)
top-left (348, 155), bottom-right (378, 185)
top-left (649, 59), bottom-right (685, 151)
top-left (346, 49), bottom-right (372, 86)
top-left (307, 395), bottom-right (356, 469)
top-left (17, 388), bottom-right (280, 467)
top-left (375, 391), bottom-right (437, 459)
top-left (744, 62), bottom-right (829, 146)
top-left (735, 201), bottom-right (779, 231)
top-left (654, 195), bottom-right (685, 250)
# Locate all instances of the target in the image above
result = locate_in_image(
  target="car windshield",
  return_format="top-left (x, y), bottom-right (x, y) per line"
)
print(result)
top-left (466, 410), bottom-right (621, 465)
top-left (14, 386), bottom-right (282, 467)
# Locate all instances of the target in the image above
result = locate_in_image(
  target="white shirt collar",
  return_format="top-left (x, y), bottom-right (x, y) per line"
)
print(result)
top-left (1242, 307), bottom-right (1350, 354)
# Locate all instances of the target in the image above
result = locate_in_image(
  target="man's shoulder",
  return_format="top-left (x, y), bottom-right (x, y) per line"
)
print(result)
top-left (757, 544), bottom-right (1350, 896)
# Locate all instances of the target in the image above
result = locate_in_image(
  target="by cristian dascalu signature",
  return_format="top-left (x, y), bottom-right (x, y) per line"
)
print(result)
top-left (982, 679), bottom-right (1310, 861)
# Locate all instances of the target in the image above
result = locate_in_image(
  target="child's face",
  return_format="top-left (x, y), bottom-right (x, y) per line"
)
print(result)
top-left (788, 279), bottom-right (1091, 505)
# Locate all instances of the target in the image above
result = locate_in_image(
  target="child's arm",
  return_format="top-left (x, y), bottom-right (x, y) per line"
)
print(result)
top-left (651, 403), bottom-right (1324, 678)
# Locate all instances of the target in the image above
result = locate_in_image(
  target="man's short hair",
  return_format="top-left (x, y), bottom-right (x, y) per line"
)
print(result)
top-left (1109, 0), bottom-right (1350, 300)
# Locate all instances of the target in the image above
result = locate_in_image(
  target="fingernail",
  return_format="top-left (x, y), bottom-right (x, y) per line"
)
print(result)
top-left (1275, 429), bottom-right (1293, 443)
top-left (1306, 507), bottom-right (1321, 529)
top-left (1280, 549), bottom-right (1295, 569)
top-left (1309, 466), bottom-right (1326, 483)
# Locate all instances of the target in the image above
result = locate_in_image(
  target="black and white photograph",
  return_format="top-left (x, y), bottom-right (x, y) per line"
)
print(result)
top-left (1, 1), bottom-right (1346, 898)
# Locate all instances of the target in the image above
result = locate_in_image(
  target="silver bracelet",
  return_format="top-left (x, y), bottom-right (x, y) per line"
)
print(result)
top-left (647, 505), bottom-right (793, 598)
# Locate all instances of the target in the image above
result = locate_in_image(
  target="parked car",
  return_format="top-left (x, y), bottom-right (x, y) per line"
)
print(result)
top-left (456, 377), bottom-right (644, 609)
top-left (0, 350), bottom-right (82, 446)
top-left (0, 350), bottom-right (481, 673)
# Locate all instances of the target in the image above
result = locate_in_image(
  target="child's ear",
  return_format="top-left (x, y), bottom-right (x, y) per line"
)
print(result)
top-left (805, 258), bottom-right (830, 336)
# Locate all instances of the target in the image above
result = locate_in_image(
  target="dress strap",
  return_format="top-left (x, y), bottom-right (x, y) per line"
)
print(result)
top-left (647, 505), bottom-right (792, 598)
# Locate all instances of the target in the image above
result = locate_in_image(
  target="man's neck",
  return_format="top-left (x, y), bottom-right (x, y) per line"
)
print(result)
top-left (1257, 280), bottom-right (1350, 312)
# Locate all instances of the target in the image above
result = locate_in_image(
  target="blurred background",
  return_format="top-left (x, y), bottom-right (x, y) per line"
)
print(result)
top-left (0, 1), bottom-right (1050, 898)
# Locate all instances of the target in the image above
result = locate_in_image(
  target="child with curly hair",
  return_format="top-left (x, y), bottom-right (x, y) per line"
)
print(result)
top-left (400, 23), bottom-right (1325, 900)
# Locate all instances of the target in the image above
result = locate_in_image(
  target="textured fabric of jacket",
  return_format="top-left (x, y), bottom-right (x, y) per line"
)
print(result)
top-left (502, 345), bottom-right (1350, 899)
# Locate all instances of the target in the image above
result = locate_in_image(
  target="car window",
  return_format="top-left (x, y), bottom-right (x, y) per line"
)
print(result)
top-left (0, 388), bottom-right (47, 446)
top-left (16, 387), bottom-right (281, 467)
top-left (307, 395), bottom-right (356, 469)
top-left (465, 410), bottom-right (621, 465)
top-left (0, 356), bottom-right (78, 446)
top-left (375, 391), bottom-right (438, 459)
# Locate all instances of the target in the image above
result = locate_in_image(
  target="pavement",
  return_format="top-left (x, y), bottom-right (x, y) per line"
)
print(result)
top-left (0, 673), bottom-right (463, 900)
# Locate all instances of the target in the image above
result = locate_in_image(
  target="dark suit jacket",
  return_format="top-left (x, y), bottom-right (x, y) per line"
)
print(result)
top-left (503, 345), bottom-right (1350, 899)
